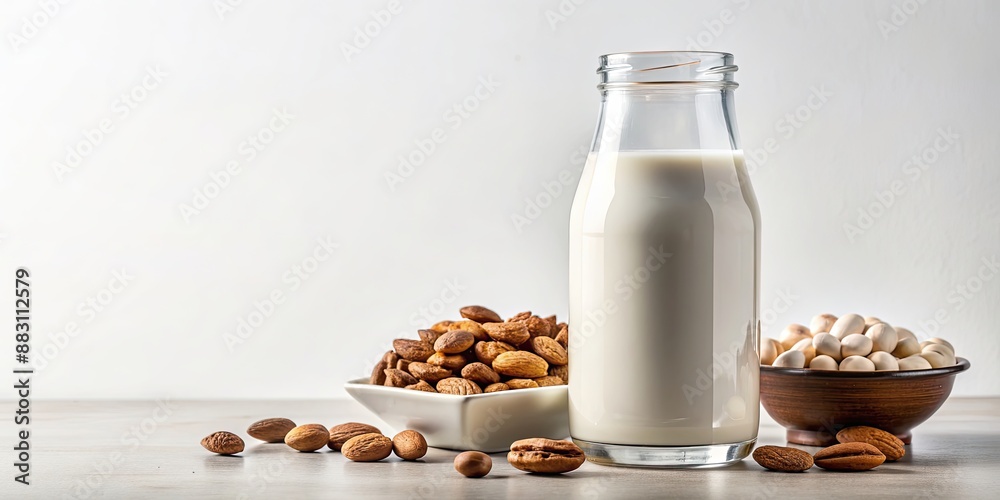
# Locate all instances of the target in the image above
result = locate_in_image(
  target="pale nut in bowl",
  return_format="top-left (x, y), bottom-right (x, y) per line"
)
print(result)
top-left (761, 315), bottom-right (971, 446)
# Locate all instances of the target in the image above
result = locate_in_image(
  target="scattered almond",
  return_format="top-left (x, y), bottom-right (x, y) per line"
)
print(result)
top-left (752, 445), bottom-right (813, 472)
top-left (455, 451), bottom-right (492, 478)
top-left (284, 424), bottom-right (330, 452)
top-left (392, 430), bottom-right (428, 461)
top-left (507, 438), bottom-right (585, 474)
top-left (342, 433), bottom-right (393, 462)
top-left (329, 422), bottom-right (382, 451)
top-left (201, 431), bottom-right (244, 455)
top-left (813, 442), bottom-right (885, 471)
top-left (246, 418), bottom-right (296, 443)
top-left (836, 426), bottom-right (905, 461)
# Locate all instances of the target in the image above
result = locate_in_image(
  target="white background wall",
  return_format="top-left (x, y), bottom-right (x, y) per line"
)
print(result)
top-left (1, 0), bottom-right (997, 400)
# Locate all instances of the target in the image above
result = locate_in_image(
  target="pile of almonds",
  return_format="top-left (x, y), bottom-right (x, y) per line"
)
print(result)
top-left (201, 418), bottom-right (586, 477)
top-left (371, 305), bottom-right (569, 394)
top-left (762, 313), bottom-right (959, 371)
top-left (753, 425), bottom-right (905, 472)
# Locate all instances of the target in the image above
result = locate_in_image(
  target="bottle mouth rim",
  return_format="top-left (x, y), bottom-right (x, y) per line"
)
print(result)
top-left (597, 51), bottom-right (738, 88)
top-left (597, 50), bottom-right (734, 65)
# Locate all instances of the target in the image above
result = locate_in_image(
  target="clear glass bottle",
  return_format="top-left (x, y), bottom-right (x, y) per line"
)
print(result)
top-left (568, 51), bottom-right (760, 467)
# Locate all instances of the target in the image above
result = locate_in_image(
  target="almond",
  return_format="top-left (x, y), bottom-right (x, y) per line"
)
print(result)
top-left (482, 322), bottom-right (531, 345)
top-left (436, 377), bottom-right (483, 395)
top-left (429, 321), bottom-right (453, 334)
top-left (752, 445), bottom-right (813, 472)
top-left (813, 442), bottom-right (885, 471)
top-left (285, 424), bottom-right (329, 452)
top-left (384, 368), bottom-right (417, 387)
top-left (493, 351), bottom-right (548, 378)
top-left (417, 328), bottom-right (442, 343)
top-left (405, 380), bottom-right (437, 392)
top-left (369, 359), bottom-right (388, 385)
top-left (836, 426), bottom-right (905, 461)
top-left (427, 351), bottom-right (470, 371)
top-left (555, 324), bottom-right (569, 348)
top-left (392, 430), bottom-right (428, 460)
top-left (474, 341), bottom-right (516, 365)
top-left (201, 431), bottom-right (244, 455)
top-left (506, 378), bottom-right (540, 389)
top-left (461, 362), bottom-right (501, 385)
top-left (328, 422), bottom-right (382, 451)
top-left (515, 337), bottom-right (535, 354)
top-left (408, 362), bottom-right (453, 383)
top-left (533, 375), bottom-right (564, 387)
top-left (382, 350), bottom-right (399, 367)
top-left (484, 382), bottom-right (509, 393)
top-left (448, 320), bottom-right (489, 342)
top-left (549, 365), bottom-right (569, 383)
top-left (434, 330), bottom-right (476, 354)
top-left (342, 433), bottom-right (393, 462)
top-left (455, 451), bottom-right (492, 478)
top-left (246, 418), bottom-right (296, 443)
top-left (543, 315), bottom-right (558, 335)
top-left (508, 438), bottom-right (585, 474)
top-left (525, 315), bottom-right (552, 339)
top-left (507, 311), bottom-right (531, 322)
top-left (531, 336), bottom-right (568, 366)
top-left (460, 305), bottom-right (502, 324)
top-left (392, 339), bottom-right (435, 362)
top-left (396, 359), bottom-right (411, 371)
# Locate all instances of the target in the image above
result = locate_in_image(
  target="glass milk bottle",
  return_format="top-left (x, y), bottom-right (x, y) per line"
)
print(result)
top-left (568, 51), bottom-right (760, 467)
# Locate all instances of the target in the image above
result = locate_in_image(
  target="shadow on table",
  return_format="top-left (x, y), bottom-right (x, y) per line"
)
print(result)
top-left (202, 455), bottom-right (244, 472)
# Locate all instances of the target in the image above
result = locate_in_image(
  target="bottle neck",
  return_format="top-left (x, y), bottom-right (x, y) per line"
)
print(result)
top-left (592, 87), bottom-right (741, 154)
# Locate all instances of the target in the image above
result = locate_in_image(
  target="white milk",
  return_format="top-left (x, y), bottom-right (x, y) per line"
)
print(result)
top-left (568, 150), bottom-right (760, 446)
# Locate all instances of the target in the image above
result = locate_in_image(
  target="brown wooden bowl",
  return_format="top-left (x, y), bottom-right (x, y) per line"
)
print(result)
top-left (760, 357), bottom-right (970, 446)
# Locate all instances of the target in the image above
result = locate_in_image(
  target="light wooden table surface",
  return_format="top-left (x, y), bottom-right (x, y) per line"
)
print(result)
top-left (6, 397), bottom-right (999, 499)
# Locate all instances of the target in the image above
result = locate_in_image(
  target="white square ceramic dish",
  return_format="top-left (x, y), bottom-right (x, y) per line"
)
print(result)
top-left (344, 378), bottom-right (569, 452)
